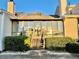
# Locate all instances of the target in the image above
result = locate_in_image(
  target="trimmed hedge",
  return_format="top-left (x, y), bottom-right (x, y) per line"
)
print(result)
top-left (45, 37), bottom-right (76, 51)
top-left (65, 43), bottom-right (79, 53)
top-left (4, 36), bottom-right (30, 51)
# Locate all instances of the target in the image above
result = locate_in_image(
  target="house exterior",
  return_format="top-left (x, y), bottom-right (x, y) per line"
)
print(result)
top-left (0, 0), bottom-right (79, 51)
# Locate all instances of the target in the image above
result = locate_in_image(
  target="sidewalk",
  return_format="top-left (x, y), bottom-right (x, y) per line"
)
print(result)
top-left (0, 50), bottom-right (79, 59)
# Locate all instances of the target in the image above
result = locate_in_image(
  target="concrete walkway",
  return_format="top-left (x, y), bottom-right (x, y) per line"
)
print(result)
top-left (0, 50), bottom-right (79, 59)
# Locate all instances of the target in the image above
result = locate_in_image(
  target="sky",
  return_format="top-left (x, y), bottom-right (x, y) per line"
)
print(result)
top-left (0, 0), bottom-right (79, 15)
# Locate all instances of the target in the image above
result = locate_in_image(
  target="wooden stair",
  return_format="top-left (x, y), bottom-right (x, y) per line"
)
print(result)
top-left (30, 35), bottom-right (45, 49)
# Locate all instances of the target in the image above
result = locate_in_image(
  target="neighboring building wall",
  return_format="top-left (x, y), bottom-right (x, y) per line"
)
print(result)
top-left (0, 13), bottom-right (3, 51)
top-left (3, 13), bottom-right (12, 37)
top-left (68, 5), bottom-right (76, 11)
top-left (0, 12), bottom-right (12, 51)
top-left (0, 13), bottom-right (2, 34)
top-left (67, 5), bottom-right (76, 14)
top-left (64, 16), bottom-right (78, 39)
top-left (72, 5), bottom-right (79, 14)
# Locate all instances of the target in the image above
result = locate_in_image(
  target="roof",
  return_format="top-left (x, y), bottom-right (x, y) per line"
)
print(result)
top-left (0, 9), bottom-right (62, 21)
top-left (11, 12), bottom-right (62, 21)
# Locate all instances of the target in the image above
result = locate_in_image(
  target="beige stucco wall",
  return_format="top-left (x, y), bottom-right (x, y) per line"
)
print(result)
top-left (64, 17), bottom-right (78, 39)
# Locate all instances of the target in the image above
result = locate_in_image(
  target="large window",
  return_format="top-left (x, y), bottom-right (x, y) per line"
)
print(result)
top-left (13, 21), bottom-right (64, 37)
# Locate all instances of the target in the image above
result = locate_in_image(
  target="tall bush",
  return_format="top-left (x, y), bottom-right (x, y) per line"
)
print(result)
top-left (4, 36), bottom-right (30, 51)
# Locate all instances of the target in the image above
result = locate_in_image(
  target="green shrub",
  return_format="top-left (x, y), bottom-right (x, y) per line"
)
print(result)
top-left (4, 36), bottom-right (30, 51)
top-left (45, 37), bottom-right (76, 51)
top-left (65, 43), bottom-right (79, 53)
